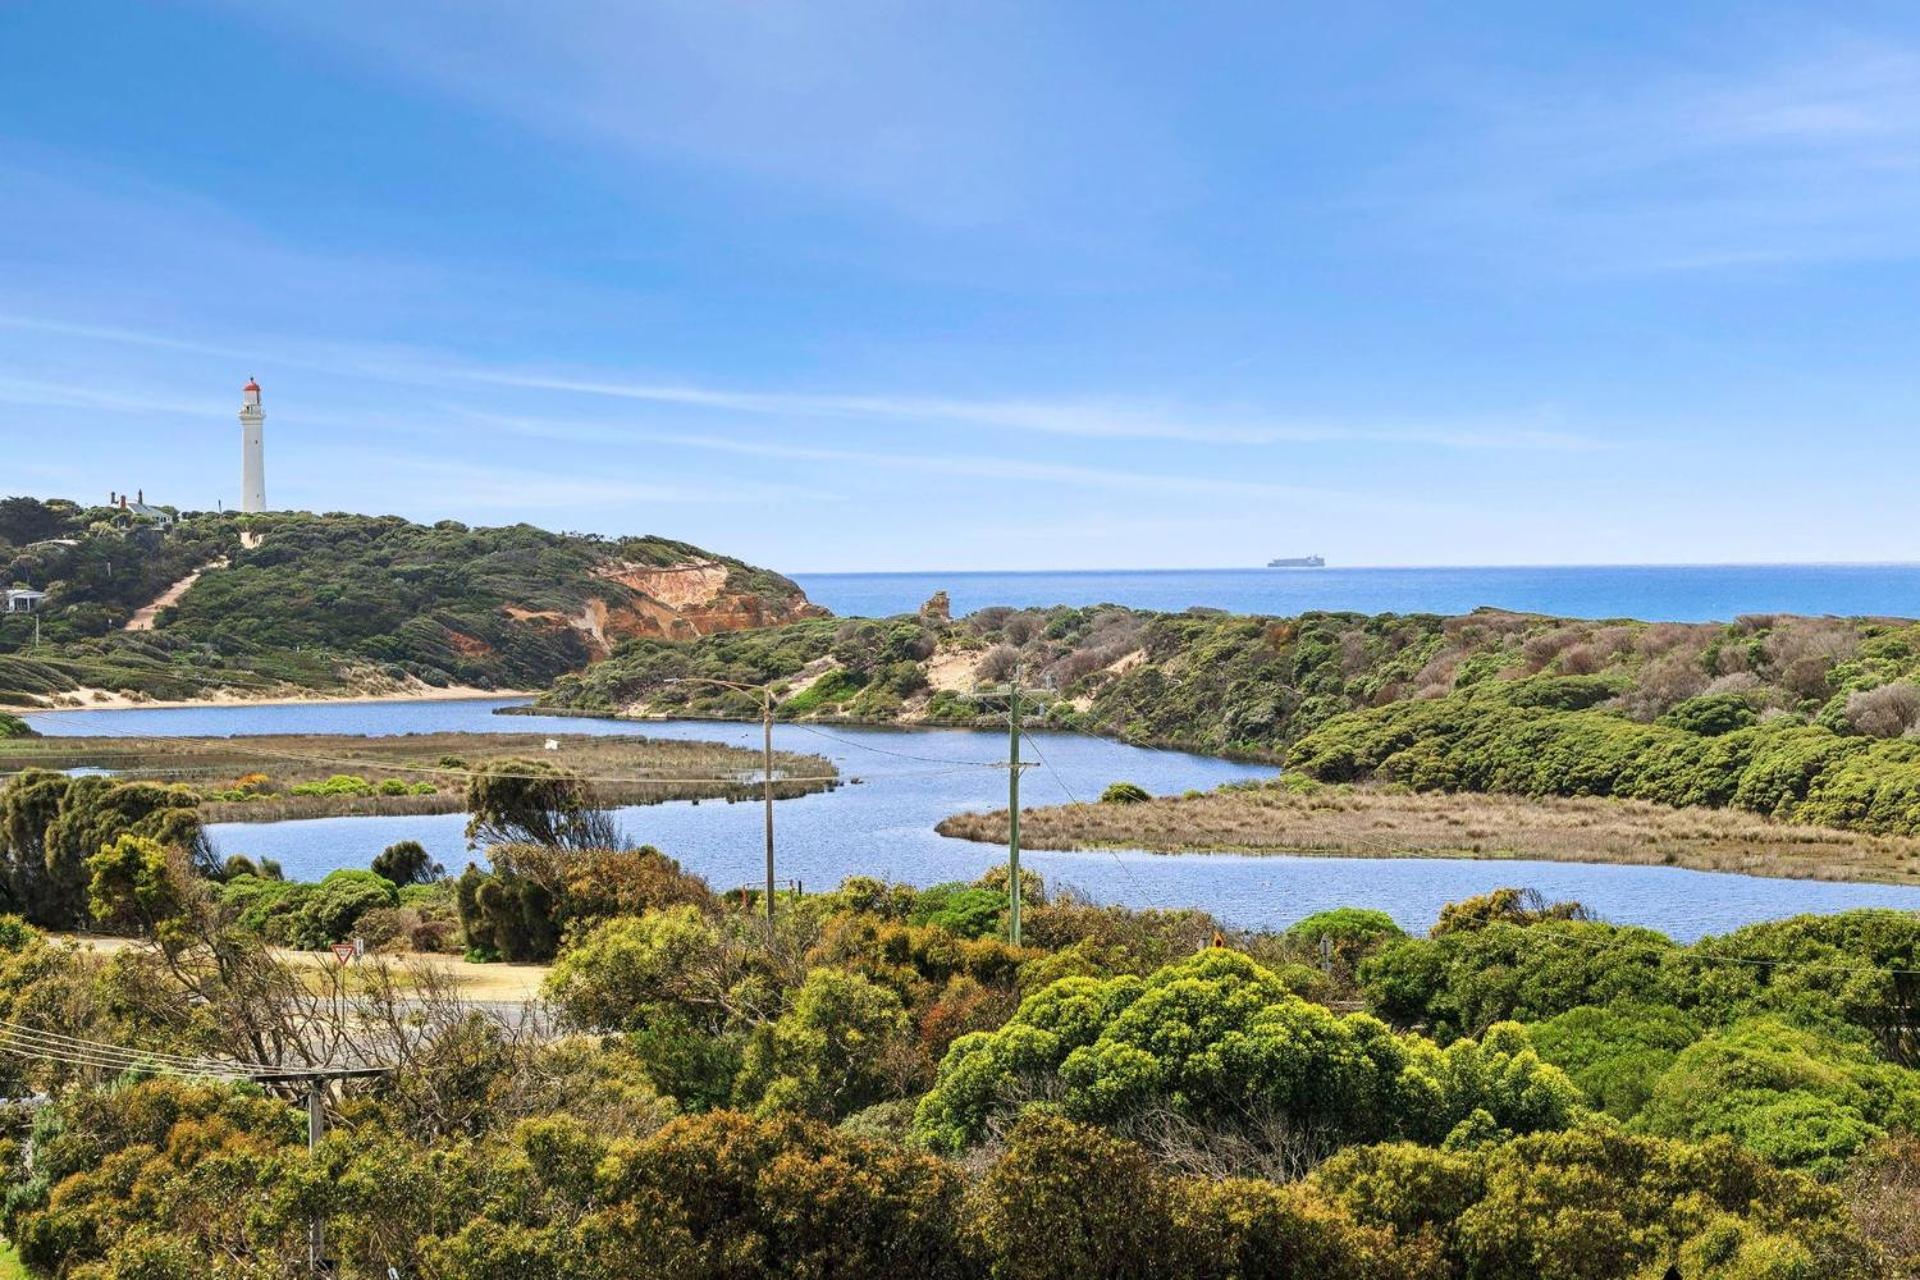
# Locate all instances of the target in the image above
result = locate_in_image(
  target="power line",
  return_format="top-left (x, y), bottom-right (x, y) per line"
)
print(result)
top-left (0, 1028), bottom-right (270, 1079)
top-left (0, 1020), bottom-right (282, 1072)
top-left (1018, 726), bottom-right (1156, 900)
top-left (789, 722), bottom-right (1001, 767)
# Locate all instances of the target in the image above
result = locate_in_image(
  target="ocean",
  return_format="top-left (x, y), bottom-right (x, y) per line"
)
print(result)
top-left (792, 564), bottom-right (1920, 624)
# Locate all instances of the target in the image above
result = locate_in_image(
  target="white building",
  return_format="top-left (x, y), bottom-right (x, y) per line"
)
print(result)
top-left (239, 377), bottom-right (266, 513)
top-left (108, 490), bottom-right (174, 527)
top-left (4, 589), bottom-right (46, 614)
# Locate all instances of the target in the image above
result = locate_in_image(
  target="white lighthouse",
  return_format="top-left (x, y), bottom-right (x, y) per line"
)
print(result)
top-left (238, 377), bottom-right (266, 513)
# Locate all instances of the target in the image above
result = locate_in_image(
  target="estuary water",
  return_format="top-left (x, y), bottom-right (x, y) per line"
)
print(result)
top-left (793, 563), bottom-right (1920, 623)
top-left (23, 698), bottom-right (1920, 941)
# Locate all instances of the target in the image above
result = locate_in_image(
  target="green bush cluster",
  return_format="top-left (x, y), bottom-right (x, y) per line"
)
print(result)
top-left (215, 868), bottom-right (402, 948)
top-left (906, 882), bottom-right (1009, 939)
top-left (285, 773), bottom-right (435, 798)
top-left (913, 949), bottom-right (1583, 1152)
top-left (1356, 906), bottom-right (1920, 1173)
top-left (0, 873), bottom-right (1914, 1278)
top-left (1291, 686), bottom-right (1920, 835)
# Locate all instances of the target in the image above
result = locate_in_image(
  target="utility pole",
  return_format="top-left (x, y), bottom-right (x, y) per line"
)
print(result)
top-left (962, 663), bottom-right (1042, 946)
top-left (248, 1065), bottom-right (387, 1279)
top-left (1007, 671), bottom-right (1023, 946)
top-left (760, 686), bottom-right (775, 925)
top-left (307, 1080), bottom-right (326, 1273)
top-left (668, 677), bottom-right (780, 923)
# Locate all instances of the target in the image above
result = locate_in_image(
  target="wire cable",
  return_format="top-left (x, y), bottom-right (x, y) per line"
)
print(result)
top-left (1018, 726), bottom-right (1155, 898)
top-left (0, 1020), bottom-right (387, 1080)
top-left (0, 1020), bottom-right (300, 1074)
top-left (0, 1021), bottom-right (272, 1071)
top-left (789, 722), bottom-right (1001, 767)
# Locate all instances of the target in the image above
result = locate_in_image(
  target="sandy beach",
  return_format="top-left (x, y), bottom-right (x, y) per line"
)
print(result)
top-left (25, 685), bottom-right (536, 714)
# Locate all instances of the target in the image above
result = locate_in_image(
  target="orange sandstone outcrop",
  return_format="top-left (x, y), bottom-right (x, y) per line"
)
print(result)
top-left (503, 558), bottom-right (826, 656)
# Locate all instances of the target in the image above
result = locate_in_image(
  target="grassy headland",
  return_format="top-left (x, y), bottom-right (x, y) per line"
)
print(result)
top-left (0, 731), bottom-right (836, 822)
top-left (0, 496), bottom-right (823, 706)
top-left (937, 780), bottom-right (1920, 884)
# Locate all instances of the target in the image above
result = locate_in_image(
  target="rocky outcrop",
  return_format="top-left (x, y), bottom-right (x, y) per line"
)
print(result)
top-left (502, 558), bottom-right (827, 657)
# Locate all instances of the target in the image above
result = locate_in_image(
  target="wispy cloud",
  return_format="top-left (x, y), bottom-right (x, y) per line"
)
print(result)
top-left (353, 453), bottom-right (808, 510)
top-left (0, 303), bottom-right (1601, 454)
top-left (1383, 36), bottom-right (1920, 274)
top-left (442, 408), bottom-right (1475, 515)
top-left (457, 369), bottom-right (1600, 452)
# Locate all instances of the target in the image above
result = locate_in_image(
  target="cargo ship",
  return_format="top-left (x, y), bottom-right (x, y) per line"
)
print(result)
top-left (1267, 555), bottom-right (1326, 568)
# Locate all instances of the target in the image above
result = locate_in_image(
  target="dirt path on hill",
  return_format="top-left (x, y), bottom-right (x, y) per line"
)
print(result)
top-left (125, 557), bottom-right (227, 631)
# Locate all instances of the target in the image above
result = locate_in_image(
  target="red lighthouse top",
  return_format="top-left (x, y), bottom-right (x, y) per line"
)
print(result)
top-left (243, 378), bottom-right (261, 393)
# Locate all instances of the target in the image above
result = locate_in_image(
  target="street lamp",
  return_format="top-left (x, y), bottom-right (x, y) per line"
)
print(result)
top-left (667, 677), bottom-right (779, 923)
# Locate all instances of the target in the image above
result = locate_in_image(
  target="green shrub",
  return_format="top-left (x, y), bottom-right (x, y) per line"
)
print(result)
top-left (371, 839), bottom-right (441, 886)
top-left (908, 883), bottom-right (1007, 939)
top-left (1290, 691), bottom-right (1920, 836)
top-left (1285, 908), bottom-right (1405, 974)
top-left (288, 774), bottom-right (375, 797)
top-left (1100, 781), bottom-right (1151, 805)
top-left (1529, 1001), bottom-right (1699, 1119)
top-left (1637, 1017), bottom-right (1920, 1176)
top-left (287, 869), bottom-right (399, 948)
top-left (1660, 692), bottom-right (1760, 736)
top-left (913, 949), bottom-right (1583, 1152)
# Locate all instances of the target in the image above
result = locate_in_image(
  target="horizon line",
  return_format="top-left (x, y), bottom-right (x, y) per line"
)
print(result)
top-left (789, 560), bottom-right (1920, 576)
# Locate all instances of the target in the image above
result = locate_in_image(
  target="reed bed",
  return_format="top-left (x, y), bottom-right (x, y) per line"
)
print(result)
top-left (0, 731), bottom-right (837, 824)
top-left (937, 783), bottom-right (1920, 885)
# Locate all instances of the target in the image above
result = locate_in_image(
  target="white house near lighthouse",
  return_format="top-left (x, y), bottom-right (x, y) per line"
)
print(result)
top-left (239, 377), bottom-right (266, 512)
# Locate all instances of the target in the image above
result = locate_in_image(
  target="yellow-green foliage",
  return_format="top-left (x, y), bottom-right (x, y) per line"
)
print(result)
top-left (912, 949), bottom-right (1583, 1152)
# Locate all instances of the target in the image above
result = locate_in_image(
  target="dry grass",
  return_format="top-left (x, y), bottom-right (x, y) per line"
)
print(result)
top-left (937, 784), bottom-right (1920, 885)
top-left (0, 731), bottom-right (837, 823)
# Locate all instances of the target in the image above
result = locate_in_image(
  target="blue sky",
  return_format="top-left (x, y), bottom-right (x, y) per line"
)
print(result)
top-left (3, 2), bottom-right (1919, 571)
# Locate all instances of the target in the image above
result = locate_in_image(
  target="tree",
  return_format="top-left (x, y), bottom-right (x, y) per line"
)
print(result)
top-left (86, 834), bottom-right (192, 942)
top-left (372, 838), bottom-right (442, 885)
top-left (739, 967), bottom-right (916, 1119)
top-left (545, 906), bottom-right (748, 1108)
top-left (0, 495), bottom-right (69, 546)
top-left (456, 862), bottom-right (557, 961)
top-left (0, 769), bottom-right (66, 922)
top-left (464, 758), bottom-right (620, 849)
top-left (456, 845), bottom-right (713, 963)
top-left (1, 771), bottom-right (210, 929)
